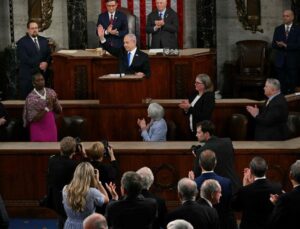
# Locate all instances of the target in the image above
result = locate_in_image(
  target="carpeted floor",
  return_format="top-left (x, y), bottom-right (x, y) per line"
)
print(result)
top-left (9, 218), bottom-right (58, 229)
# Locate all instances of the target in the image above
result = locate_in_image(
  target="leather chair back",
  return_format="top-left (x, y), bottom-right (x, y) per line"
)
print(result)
top-left (61, 116), bottom-right (86, 140)
top-left (166, 120), bottom-right (177, 140)
top-left (236, 40), bottom-right (268, 77)
top-left (287, 112), bottom-right (300, 138)
top-left (229, 113), bottom-right (248, 140)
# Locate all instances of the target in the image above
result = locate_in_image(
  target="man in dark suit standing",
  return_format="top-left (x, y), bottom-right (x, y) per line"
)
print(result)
top-left (272, 10), bottom-right (300, 94)
top-left (97, 0), bottom-right (128, 48)
top-left (105, 171), bottom-right (157, 229)
top-left (47, 136), bottom-right (87, 229)
top-left (192, 120), bottom-right (241, 194)
top-left (246, 78), bottom-right (289, 141)
top-left (269, 160), bottom-right (300, 229)
top-left (146, 0), bottom-right (178, 49)
top-left (189, 149), bottom-right (237, 229)
top-left (17, 20), bottom-right (51, 99)
top-left (164, 178), bottom-right (219, 229)
top-left (232, 157), bottom-right (282, 229)
top-left (98, 25), bottom-right (150, 77)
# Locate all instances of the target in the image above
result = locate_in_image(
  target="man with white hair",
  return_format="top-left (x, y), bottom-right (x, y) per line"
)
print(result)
top-left (200, 179), bottom-right (222, 207)
top-left (137, 103), bottom-right (168, 141)
top-left (165, 178), bottom-right (219, 229)
top-left (167, 219), bottom-right (194, 229)
top-left (246, 78), bottom-right (289, 140)
top-left (146, 0), bottom-right (179, 49)
top-left (97, 26), bottom-right (150, 77)
top-left (83, 213), bottom-right (107, 229)
top-left (137, 167), bottom-right (167, 229)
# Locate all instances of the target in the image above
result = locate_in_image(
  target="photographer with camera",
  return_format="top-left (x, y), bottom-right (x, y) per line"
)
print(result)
top-left (88, 141), bottom-right (119, 186)
top-left (46, 136), bottom-right (88, 229)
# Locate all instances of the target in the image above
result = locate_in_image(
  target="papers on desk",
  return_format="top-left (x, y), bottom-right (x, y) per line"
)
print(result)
top-left (57, 50), bottom-right (78, 54)
top-left (148, 49), bottom-right (164, 55)
top-left (98, 74), bottom-right (144, 80)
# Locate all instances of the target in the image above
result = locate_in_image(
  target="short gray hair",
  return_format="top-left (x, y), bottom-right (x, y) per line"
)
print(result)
top-left (148, 103), bottom-right (165, 120)
top-left (200, 179), bottom-right (221, 200)
top-left (266, 78), bottom-right (281, 91)
top-left (290, 160), bottom-right (300, 183)
top-left (121, 171), bottom-right (143, 197)
top-left (136, 167), bottom-right (154, 190)
top-left (196, 74), bottom-right (214, 92)
top-left (177, 178), bottom-right (198, 201)
top-left (167, 219), bottom-right (194, 229)
top-left (125, 33), bottom-right (137, 44)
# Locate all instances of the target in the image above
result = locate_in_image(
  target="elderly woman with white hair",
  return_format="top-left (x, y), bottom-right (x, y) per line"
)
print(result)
top-left (137, 102), bottom-right (167, 141)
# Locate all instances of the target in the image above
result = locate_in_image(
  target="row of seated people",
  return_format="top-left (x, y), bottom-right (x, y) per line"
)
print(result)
top-left (1, 71), bottom-right (300, 142)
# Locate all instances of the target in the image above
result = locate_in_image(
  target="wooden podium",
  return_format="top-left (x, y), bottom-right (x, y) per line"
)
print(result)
top-left (52, 49), bottom-right (216, 103)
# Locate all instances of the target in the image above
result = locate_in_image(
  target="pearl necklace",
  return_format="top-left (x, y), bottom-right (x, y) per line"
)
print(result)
top-left (34, 88), bottom-right (47, 100)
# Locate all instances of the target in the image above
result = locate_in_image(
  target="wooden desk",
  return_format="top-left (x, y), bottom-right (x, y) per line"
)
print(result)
top-left (52, 49), bottom-right (216, 103)
top-left (0, 138), bottom-right (299, 217)
top-left (3, 95), bottom-right (300, 141)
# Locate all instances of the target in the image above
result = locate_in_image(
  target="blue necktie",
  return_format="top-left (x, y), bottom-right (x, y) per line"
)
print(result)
top-left (127, 52), bottom-right (131, 66)
top-left (159, 12), bottom-right (163, 19)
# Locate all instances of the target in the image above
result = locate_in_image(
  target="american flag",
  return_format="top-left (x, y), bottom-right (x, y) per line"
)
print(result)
top-left (100, 0), bottom-right (184, 49)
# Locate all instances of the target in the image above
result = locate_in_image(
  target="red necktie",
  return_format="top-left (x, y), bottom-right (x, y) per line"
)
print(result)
top-left (109, 14), bottom-right (114, 25)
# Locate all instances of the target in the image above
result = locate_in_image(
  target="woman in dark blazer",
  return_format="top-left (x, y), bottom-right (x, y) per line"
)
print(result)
top-left (179, 74), bottom-right (215, 135)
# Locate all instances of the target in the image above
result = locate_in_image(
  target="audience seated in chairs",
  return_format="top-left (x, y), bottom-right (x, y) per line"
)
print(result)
top-left (62, 162), bottom-right (111, 229)
top-left (136, 166), bottom-right (167, 229)
top-left (137, 102), bottom-right (167, 141)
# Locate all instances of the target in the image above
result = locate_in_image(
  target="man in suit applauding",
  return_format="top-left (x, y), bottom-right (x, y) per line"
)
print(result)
top-left (97, 25), bottom-right (150, 77)
top-left (17, 20), bottom-right (51, 99)
top-left (272, 10), bottom-right (300, 94)
top-left (97, 0), bottom-right (128, 48)
top-left (146, 0), bottom-right (178, 49)
top-left (246, 78), bottom-right (289, 140)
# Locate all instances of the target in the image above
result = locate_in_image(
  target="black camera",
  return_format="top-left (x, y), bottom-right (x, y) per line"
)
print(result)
top-left (75, 137), bottom-right (82, 153)
top-left (101, 140), bottom-right (110, 157)
top-left (191, 144), bottom-right (201, 152)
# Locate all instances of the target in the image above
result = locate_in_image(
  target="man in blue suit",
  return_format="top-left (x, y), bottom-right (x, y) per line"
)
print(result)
top-left (17, 20), bottom-right (51, 99)
top-left (97, 0), bottom-right (128, 48)
top-left (272, 10), bottom-right (300, 94)
top-left (189, 149), bottom-right (237, 229)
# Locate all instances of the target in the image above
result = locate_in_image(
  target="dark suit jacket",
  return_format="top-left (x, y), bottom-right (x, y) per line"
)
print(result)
top-left (195, 172), bottom-right (237, 229)
top-left (232, 179), bottom-right (282, 229)
top-left (164, 200), bottom-right (220, 229)
top-left (268, 185), bottom-right (300, 229)
top-left (0, 102), bottom-right (9, 141)
top-left (193, 136), bottom-right (241, 194)
top-left (141, 189), bottom-right (167, 229)
top-left (17, 34), bottom-right (51, 98)
top-left (102, 42), bottom-right (151, 77)
top-left (97, 10), bottom-right (128, 48)
top-left (272, 24), bottom-right (300, 68)
top-left (90, 160), bottom-right (119, 185)
top-left (146, 8), bottom-right (178, 49)
top-left (186, 91), bottom-right (215, 133)
top-left (105, 194), bottom-right (157, 229)
top-left (254, 93), bottom-right (289, 141)
top-left (47, 154), bottom-right (80, 217)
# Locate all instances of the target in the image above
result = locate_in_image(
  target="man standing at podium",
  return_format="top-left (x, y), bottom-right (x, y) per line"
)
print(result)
top-left (97, 0), bottom-right (128, 48)
top-left (97, 25), bottom-right (150, 77)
